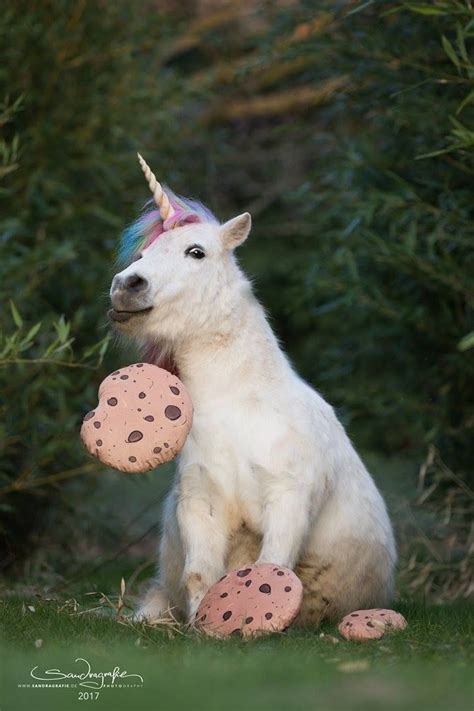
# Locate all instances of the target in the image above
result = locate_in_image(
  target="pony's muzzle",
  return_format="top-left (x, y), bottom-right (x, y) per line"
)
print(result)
top-left (111, 272), bottom-right (149, 294)
top-left (109, 271), bottom-right (152, 323)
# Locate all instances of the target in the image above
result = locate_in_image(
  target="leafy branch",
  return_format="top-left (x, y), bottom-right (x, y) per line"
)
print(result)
top-left (0, 301), bottom-right (110, 370)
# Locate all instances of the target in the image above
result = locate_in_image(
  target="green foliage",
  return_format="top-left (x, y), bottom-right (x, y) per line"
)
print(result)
top-left (0, 0), bottom-right (180, 558)
top-left (153, 0), bottom-right (473, 470)
top-left (0, 0), bottom-right (472, 591)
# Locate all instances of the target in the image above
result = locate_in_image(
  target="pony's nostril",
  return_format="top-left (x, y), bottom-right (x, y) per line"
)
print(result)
top-left (124, 274), bottom-right (148, 292)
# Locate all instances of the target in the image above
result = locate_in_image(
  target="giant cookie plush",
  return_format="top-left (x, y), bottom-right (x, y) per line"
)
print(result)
top-left (196, 563), bottom-right (303, 638)
top-left (338, 608), bottom-right (407, 641)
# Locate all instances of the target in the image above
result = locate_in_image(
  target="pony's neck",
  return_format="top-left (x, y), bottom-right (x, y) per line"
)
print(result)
top-left (173, 295), bottom-right (290, 402)
top-left (141, 340), bottom-right (180, 377)
top-left (142, 285), bottom-right (291, 399)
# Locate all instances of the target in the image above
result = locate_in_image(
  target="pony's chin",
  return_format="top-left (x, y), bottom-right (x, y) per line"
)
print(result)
top-left (108, 307), bottom-right (153, 323)
top-left (108, 307), bottom-right (153, 337)
top-left (108, 311), bottom-right (180, 377)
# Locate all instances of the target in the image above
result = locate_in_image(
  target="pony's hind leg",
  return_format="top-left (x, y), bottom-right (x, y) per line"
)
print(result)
top-left (295, 538), bottom-right (395, 626)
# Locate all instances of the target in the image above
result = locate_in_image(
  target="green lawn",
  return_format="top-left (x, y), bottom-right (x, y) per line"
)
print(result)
top-left (1, 454), bottom-right (471, 710)
top-left (1, 589), bottom-right (472, 711)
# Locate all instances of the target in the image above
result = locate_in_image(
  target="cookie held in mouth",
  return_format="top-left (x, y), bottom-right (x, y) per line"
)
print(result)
top-left (80, 363), bottom-right (192, 473)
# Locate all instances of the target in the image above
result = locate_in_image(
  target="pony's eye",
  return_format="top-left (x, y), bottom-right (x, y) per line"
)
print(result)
top-left (185, 245), bottom-right (205, 260)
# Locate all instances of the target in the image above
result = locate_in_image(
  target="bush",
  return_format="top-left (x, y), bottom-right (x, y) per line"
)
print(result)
top-left (0, 0), bottom-right (184, 562)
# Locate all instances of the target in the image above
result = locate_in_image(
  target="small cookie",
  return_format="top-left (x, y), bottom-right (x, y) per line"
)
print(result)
top-left (338, 608), bottom-right (407, 641)
top-left (81, 363), bottom-right (192, 473)
top-left (196, 563), bottom-right (303, 638)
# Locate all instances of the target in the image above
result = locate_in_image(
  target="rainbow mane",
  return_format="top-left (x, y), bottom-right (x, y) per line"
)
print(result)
top-left (119, 188), bottom-right (218, 264)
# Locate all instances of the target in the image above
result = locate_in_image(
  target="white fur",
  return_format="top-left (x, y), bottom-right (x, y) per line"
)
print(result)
top-left (110, 213), bottom-right (396, 625)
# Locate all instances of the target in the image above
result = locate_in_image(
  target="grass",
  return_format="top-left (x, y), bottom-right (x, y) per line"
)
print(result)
top-left (0, 586), bottom-right (472, 711)
top-left (0, 453), bottom-right (472, 711)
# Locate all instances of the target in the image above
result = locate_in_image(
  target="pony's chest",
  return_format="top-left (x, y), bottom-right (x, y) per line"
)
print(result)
top-left (180, 398), bottom-right (291, 532)
top-left (187, 398), bottom-right (275, 468)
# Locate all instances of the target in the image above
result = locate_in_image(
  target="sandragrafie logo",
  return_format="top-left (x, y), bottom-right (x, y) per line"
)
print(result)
top-left (17, 656), bottom-right (144, 696)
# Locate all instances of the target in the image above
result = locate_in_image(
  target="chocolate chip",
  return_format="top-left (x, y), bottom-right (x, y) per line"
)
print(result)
top-left (144, 415), bottom-right (154, 422)
top-left (93, 421), bottom-right (101, 429)
top-left (259, 584), bottom-right (271, 594)
top-left (139, 392), bottom-right (146, 399)
top-left (153, 447), bottom-right (162, 454)
top-left (112, 371), bottom-right (120, 376)
top-left (107, 397), bottom-right (118, 406)
top-left (277, 571), bottom-right (284, 576)
top-left (201, 614), bottom-right (206, 621)
top-left (96, 440), bottom-right (102, 446)
top-left (136, 363), bottom-right (144, 367)
top-left (245, 617), bottom-right (253, 624)
top-left (220, 592), bottom-right (228, 598)
top-left (120, 375), bottom-right (129, 380)
top-left (367, 621), bottom-right (374, 628)
top-left (127, 430), bottom-right (143, 443)
top-left (351, 613), bottom-right (359, 617)
top-left (170, 386), bottom-right (180, 395)
top-left (219, 575), bottom-right (227, 582)
top-left (84, 411), bottom-right (95, 421)
top-left (236, 568), bottom-right (251, 578)
top-left (223, 611), bottom-right (232, 621)
top-left (265, 612), bottom-right (273, 620)
top-left (165, 405), bottom-right (181, 420)
top-left (284, 586), bottom-right (291, 592)
top-left (245, 580), bottom-right (252, 587)
top-left (231, 629), bottom-right (241, 636)
top-left (129, 456), bottom-right (137, 463)
top-left (164, 442), bottom-right (169, 448)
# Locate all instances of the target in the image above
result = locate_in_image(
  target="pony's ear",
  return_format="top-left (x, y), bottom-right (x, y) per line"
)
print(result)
top-left (219, 212), bottom-right (251, 250)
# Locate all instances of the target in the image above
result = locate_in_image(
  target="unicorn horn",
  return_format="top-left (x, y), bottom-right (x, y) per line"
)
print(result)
top-left (137, 152), bottom-right (175, 221)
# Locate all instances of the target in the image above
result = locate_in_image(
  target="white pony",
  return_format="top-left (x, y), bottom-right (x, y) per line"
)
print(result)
top-left (109, 155), bottom-right (396, 626)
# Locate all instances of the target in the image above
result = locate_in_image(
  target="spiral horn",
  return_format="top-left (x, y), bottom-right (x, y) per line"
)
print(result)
top-left (137, 152), bottom-right (175, 221)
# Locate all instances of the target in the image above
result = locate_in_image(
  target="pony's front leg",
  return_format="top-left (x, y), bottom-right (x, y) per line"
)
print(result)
top-left (257, 469), bottom-right (313, 569)
top-left (176, 463), bottom-right (229, 624)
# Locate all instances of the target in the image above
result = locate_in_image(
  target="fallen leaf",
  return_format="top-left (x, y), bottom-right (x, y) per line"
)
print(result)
top-left (338, 660), bottom-right (370, 673)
